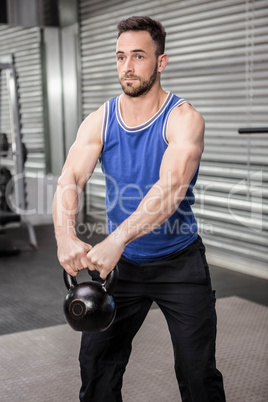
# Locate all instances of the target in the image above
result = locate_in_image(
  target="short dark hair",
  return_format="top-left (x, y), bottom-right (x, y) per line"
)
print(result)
top-left (117, 16), bottom-right (166, 57)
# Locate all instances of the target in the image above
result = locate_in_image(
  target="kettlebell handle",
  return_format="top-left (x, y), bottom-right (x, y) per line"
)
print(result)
top-left (63, 265), bottom-right (119, 295)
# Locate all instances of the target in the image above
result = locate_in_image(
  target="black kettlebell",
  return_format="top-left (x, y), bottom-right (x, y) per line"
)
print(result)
top-left (63, 266), bottom-right (118, 332)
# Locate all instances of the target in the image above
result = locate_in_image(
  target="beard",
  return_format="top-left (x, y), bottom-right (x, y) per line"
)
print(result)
top-left (119, 63), bottom-right (158, 97)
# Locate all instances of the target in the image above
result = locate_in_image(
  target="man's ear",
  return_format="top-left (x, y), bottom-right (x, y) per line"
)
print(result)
top-left (158, 54), bottom-right (168, 72)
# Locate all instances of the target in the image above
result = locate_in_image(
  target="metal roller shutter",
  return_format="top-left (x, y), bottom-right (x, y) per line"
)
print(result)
top-left (78, 0), bottom-right (268, 278)
top-left (0, 25), bottom-right (45, 173)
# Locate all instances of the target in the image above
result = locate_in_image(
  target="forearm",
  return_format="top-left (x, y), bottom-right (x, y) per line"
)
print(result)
top-left (112, 178), bottom-right (187, 246)
top-left (53, 174), bottom-right (93, 275)
top-left (52, 176), bottom-right (82, 240)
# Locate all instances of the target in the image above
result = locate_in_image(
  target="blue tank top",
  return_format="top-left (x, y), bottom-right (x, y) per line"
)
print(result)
top-left (99, 92), bottom-right (199, 262)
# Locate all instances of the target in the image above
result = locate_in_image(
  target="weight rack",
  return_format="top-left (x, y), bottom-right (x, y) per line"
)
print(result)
top-left (0, 55), bottom-right (37, 253)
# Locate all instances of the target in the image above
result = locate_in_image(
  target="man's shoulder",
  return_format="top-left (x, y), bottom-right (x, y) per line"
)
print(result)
top-left (77, 103), bottom-right (106, 143)
top-left (171, 99), bottom-right (204, 122)
top-left (166, 101), bottom-right (204, 145)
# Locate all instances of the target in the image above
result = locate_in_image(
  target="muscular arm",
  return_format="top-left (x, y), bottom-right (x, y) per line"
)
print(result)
top-left (87, 103), bottom-right (205, 278)
top-left (53, 106), bottom-right (104, 275)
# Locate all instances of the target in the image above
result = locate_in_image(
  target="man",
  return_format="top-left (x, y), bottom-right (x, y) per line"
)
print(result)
top-left (53, 16), bottom-right (226, 402)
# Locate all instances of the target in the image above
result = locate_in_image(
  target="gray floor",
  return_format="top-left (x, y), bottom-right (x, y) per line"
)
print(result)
top-left (0, 224), bottom-right (268, 401)
top-left (0, 297), bottom-right (267, 401)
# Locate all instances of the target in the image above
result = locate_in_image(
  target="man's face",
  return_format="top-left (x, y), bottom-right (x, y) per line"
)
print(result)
top-left (116, 31), bottom-right (159, 97)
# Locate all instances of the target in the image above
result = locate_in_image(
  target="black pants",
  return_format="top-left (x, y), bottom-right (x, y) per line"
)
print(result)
top-left (79, 236), bottom-right (226, 402)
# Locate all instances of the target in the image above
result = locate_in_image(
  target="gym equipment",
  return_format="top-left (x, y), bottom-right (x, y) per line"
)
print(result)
top-left (0, 167), bottom-right (12, 211)
top-left (63, 266), bottom-right (119, 332)
top-left (0, 133), bottom-right (9, 156)
top-left (0, 55), bottom-right (37, 252)
top-left (238, 127), bottom-right (268, 134)
top-left (0, 233), bottom-right (20, 256)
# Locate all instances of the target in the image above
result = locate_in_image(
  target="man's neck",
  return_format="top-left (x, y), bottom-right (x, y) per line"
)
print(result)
top-left (119, 86), bottom-right (168, 127)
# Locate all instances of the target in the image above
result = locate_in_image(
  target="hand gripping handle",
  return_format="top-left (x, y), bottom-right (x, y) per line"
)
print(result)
top-left (63, 265), bottom-right (119, 294)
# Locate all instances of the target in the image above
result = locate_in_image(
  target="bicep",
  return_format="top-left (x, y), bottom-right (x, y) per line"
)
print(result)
top-left (63, 142), bottom-right (102, 188)
top-left (59, 109), bottom-right (104, 189)
top-left (160, 143), bottom-right (201, 188)
top-left (160, 106), bottom-right (204, 186)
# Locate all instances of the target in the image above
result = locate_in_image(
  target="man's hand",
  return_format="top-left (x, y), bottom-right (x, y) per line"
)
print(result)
top-left (57, 237), bottom-right (92, 276)
top-left (86, 234), bottom-right (125, 279)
